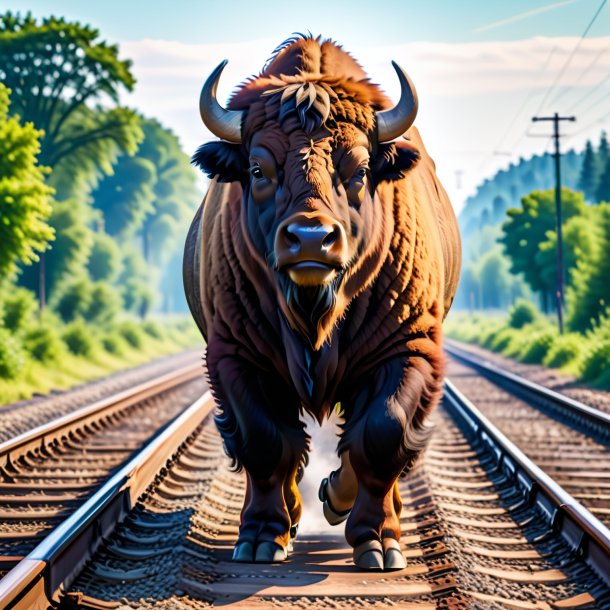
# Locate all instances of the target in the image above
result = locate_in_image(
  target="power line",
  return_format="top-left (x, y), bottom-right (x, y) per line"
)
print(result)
top-left (532, 0), bottom-right (607, 116)
top-left (566, 69), bottom-right (610, 113)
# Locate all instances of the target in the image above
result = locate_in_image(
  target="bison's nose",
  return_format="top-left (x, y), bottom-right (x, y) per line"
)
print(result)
top-left (275, 214), bottom-right (348, 269)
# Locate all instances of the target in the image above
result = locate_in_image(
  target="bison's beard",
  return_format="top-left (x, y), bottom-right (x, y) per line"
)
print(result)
top-left (281, 276), bottom-right (339, 349)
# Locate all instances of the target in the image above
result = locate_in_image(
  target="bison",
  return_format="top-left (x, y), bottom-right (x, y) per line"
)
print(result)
top-left (183, 35), bottom-right (460, 571)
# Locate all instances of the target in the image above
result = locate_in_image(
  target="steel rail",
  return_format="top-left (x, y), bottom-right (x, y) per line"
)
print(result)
top-left (445, 340), bottom-right (610, 439)
top-left (0, 361), bottom-right (203, 472)
top-left (443, 379), bottom-right (610, 588)
top-left (0, 391), bottom-right (214, 610)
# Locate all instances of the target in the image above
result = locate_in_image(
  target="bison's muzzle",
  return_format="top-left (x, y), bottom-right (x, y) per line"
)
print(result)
top-left (275, 213), bottom-right (348, 286)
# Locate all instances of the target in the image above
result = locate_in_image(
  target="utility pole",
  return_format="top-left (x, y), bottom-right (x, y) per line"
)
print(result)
top-left (531, 112), bottom-right (575, 334)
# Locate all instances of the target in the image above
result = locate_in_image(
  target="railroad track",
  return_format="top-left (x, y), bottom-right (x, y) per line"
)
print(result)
top-left (445, 340), bottom-right (610, 529)
top-left (1, 371), bottom-right (608, 608)
top-left (0, 362), bottom-right (206, 607)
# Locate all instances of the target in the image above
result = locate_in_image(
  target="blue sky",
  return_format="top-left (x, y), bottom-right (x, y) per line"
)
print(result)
top-left (10, 0), bottom-right (608, 44)
top-left (6, 1), bottom-right (610, 210)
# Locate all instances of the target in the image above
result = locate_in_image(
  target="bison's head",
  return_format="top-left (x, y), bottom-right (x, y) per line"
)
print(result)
top-left (194, 37), bottom-right (420, 350)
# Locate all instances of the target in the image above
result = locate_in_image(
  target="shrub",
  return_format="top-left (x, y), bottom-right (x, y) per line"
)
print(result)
top-left (0, 328), bottom-right (25, 378)
top-left (519, 329), bottom-right (557, 364)
top-left (23, 324), bottom-right (65, 362)
top-left (580, 341), bottom-right (610, 382)
top-left (142, 320), bottom-right (165, 339)
top-left (85, 282), bottom-right (121, 324)
top-left (543, 333), bottom-right (582, 368)
top-left (87, 232), bottom-right (123, 282)
top-left (117, 321), bottom-right (146, 348)
top-left (101, 332), bottom-right (129, 355)
top-left (508, 299), bottom-right (538, 329)
top-left (123, 278), bottom-right (154, 319)
top-left (53, 277), bottom-right (92, 322)
top-left (63, 319), bottom-right (96, 356)
top-left (489, 327), bottom-right (517, 352)
top-left (1, 288), bottom-right (38, 332)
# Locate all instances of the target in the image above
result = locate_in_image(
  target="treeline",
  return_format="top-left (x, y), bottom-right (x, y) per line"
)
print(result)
top-left (454, 132), bottom-right (609, 313)
top-left (0, 12), bottom-right (199, 389)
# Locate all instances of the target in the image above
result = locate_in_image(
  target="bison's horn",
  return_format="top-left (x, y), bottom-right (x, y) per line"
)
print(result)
top-left (376, 61), bottom-right (418, 143)
top-left (199, 60), bottom-right (243, 143)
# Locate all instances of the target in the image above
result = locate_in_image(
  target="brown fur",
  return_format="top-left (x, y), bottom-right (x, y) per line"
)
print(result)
top-left (184, 35), bottom-right (461, 558)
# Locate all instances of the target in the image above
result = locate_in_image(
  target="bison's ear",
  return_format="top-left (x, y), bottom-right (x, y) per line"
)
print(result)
top-left (371, 139), bottom-right (420, 184)
top-left (192, 142), bottom-right (245, 182)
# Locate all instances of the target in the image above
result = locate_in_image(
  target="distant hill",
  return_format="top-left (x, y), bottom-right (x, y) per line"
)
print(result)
top-left (459, 150), bottom-right (584, 242)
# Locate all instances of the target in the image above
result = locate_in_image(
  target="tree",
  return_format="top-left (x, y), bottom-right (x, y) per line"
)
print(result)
top-left (91, 155), bottom-right (156, 236)
top-left (476, 247), bottom-right (512, 310)
top-left (595, 154), bottom-right (610, 204)
top-left (567, 202), bottom-right (610, 331)
top-left (578, 140), bottom-right (598, 202)
top-left (500, 188), bottom-right (586, 311)
top-left (0, 12), bottom-right (141, 173)
top-left (0, 84), bottom-right (54, 278)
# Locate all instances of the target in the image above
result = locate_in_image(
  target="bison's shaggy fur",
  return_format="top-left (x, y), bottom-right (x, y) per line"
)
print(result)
top-left (184, 34), bottom-right (460, 567)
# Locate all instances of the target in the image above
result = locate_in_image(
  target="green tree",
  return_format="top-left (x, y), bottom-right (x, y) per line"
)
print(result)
top-left (91, 155), bottom-right (156, 236)
top-left (87, 232), bottom-right (123, 282)
top-left (578, 140), bottom-right (598, 202)
top-left (500, 188), bottom-right (586, 312)
top-left (0, 84), bottom-right (54, 277)
top-left (567, 202), bottom-right (610, 331)
top-left (476, 247), bottom-right (512, 309)
top-left (595, 154), bottom-right (610, 203)
top-left (0, 12), bottom-right (141, 176)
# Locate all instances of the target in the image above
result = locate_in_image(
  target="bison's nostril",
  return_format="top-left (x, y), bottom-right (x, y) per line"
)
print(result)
top-left (285, 227), bottom-right (300, 247)
top-left (322, 228), bottom-right (338, 248)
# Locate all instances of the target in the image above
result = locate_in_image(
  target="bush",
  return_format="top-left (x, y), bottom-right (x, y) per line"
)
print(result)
top-left (142, 320), bottom-right (165, 339)
top-left (543, 333), bottom-right (582, 368)
top-left (101, 332), bottom-right (129, 355)
top-left (123, 278), bottom-right (154, 319)
top-left (580, 341), bottom-right (610, 382)
top-left (489, 327), bottom-right (518, 352)
top-left (117, 321), bottom-right (146, 348)
top-left (23, 324), bottom-right (65, 362)
top-left (519, 329), bottom-right (557, 364)
top-left (0, 328), bottom-right (25, 378)
top-left (508, 299), bottom-right (538, 329)
top-left (85, 282), bottom-right (122, 324)
top-left (87, 232), bottom-right (123, 282)
top-left (53, 277), bottom-right (92, 322)
top-left (1, 288), bottom-right (38, 332)
top-left (63, 319), bottom-right (96, 356)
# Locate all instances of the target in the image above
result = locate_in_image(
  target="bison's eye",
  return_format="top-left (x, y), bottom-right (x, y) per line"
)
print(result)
top-left (249, 164), bottom-right (265, 180)
top-left (354, 166), bottom-right (368, 180)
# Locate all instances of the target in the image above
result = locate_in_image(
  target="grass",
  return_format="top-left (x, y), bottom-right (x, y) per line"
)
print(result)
top-left (443, 308), bottom-right (610, 388)
top-left (0, 315), bottom-right (202, 406)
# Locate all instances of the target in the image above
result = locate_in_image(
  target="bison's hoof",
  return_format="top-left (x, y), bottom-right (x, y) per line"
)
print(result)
top-left (319, 474), bottom-right (351, 526)
top-left (382, 538), bottom-right (407, 570)
top-left (254, 541), bottom-right (288, 563)
top-left (232, 541), bottom-right (255, 562)
top-left (353, 539), bottom-right (384, 570)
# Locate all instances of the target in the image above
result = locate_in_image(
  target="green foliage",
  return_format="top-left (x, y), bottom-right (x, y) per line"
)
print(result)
top-left (142, 320), bottom-right (165, 339)
top-left (101, 332), bottom-right (129, 355)
top-left (87, 282), bottom-right (122, 324)
top-left (518, 329), bottom-right (557, 364)
top-left (508, 299), bottom-right (538, 329)
top-left (580, 341), bottom-right (610, 382)
top-left (117, 321), bottom-right (146, 348)
top-left (543, 333), bottom-right (582, 368)
top-left (1, 287), bottom-right (38, 331)
top-left (578, 140), bottom-right (598, 202)
top-left (500, 188), bottom-right (586, 310)
top-left (0, 328), bottom-right (25, 378)
top-left (87, 232), bottom-right (123, 282)
top-left (62, 319), bottom-right (96, 356)
top-left (595, 154), bottom-right (610, 204)
top-left (52, 277), bottom-right (92, 322)
top-left (0, 83), bottom-right (54, 276)
top-left (489, 327), bottom-right (517, 352)
top-left (23, 323), bottom-right (65, 362)
top-left (567, 203), bottom-right (610, 331)
top-left (0, 12), bottom-right (140, 172)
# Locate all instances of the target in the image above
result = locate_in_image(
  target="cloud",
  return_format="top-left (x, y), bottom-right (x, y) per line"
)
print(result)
top-left (472, 0), bottom-right (581, 34)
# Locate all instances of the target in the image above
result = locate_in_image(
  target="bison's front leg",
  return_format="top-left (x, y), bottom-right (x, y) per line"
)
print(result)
top-left (209, 353), bottom-right (307, 563)
top-left (342, 356), bottom-right (441, 570)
